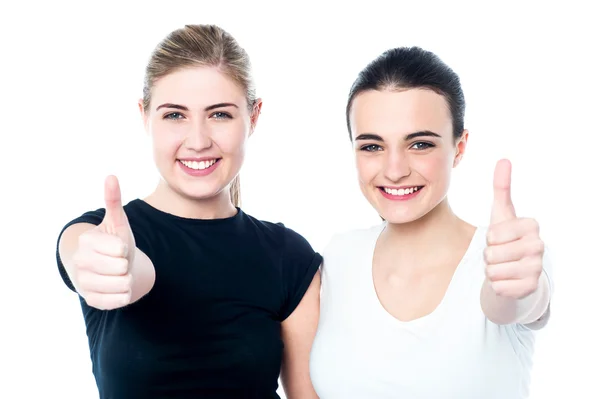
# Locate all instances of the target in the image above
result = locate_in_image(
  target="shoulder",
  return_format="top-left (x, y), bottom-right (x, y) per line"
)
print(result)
top-left (239, 212), bottom-right (315, 252)
top-left (318, 223), bottom-right (385, 276)
top-left (240, 210), bottom-right (322, 266)
top-left (324, 223), bottom-right (385, 256)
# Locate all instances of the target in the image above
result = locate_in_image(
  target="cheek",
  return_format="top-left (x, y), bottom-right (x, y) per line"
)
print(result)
top-left (215, 127), bottom-right (247, 154)
top-left (414, 150), bottom-right (454, 183)
top-left (151, 128), bottom-right (180, 158)
top-left (355, 154), bottom-right (383, 186)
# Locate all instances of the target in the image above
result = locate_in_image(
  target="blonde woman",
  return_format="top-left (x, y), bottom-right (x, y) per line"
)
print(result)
top-left (56, 25), bottom-right (321, 399)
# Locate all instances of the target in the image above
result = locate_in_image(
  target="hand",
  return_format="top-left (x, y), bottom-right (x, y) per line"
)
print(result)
top-left (71, 175), bottom-right (136, 310)
top-left (484, 159), bottom-right (544, 299)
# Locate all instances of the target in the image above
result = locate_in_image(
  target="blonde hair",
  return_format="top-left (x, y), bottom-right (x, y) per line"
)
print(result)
top-left (143, 24), bottom-right (257, 207)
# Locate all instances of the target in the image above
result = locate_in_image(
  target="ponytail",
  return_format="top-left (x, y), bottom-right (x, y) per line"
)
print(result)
top-left (230, 175), bottom-right (241, 208)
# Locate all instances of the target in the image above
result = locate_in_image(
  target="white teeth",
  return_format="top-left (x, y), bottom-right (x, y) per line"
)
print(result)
top-left (180, 159), bottom-right (217, 170)
top-left (384, 186), bottom-right (421, 196)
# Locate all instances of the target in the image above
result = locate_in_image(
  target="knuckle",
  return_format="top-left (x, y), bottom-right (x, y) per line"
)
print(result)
top-left (122, 292), bottom-right (132, 307)
top-left (527, 218), bottom-right (540, 234)
top-left (486, 228), bottom-right (496, 244)
top-left (117, 258), bottom-right (130, 274)
top-left (490, 281), bottom-right (503, 295)
top-left (112, 236), bottom-right (128, 257)
top-left (530, 239), bottom-right (544, 255)
top-left (121, 242), bottom-right (130, 258)
top-left (119, 274), bottom-right (133, 292)
top-left (84, 293), bottom-right (102, 309)
top-left (75, 271), bottom-right (89, 288)
top-left (530, 257), bottom-right (543, 272)
top-left (484, 247), bottom-right (494, 264)
top-left (485, 265), bottom-right (497, 281)
top-left (125, 273), bottom-right (133, 289)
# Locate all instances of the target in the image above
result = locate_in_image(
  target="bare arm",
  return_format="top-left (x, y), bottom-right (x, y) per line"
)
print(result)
top-left (58, 222), bottom-right (155, 307)
top-left (480, 270), bottom-right (551, 326)
top-left (280, 269), bottom-right (321, 399)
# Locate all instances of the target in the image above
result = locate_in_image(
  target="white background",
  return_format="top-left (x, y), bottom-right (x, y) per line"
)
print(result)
top-left (1, 1), bottom-right (598, 398)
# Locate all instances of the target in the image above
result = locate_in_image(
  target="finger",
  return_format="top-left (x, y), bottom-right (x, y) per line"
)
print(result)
top-left (490, 159), bottom-right (516, 225)
top-left (73, 250), bottom-right (129, 276)
top-left (486, 218), bottom-right (540, 245)
top-left (83, 292), bottom-right (131, 310)
top-left (103, 175), bottom-right (129, 231)
top-left (490, 278), bottom-right (539, 299)
top-left (78, 271), bottom-right (132, 294)
top-left (484, 238), bottom-right (544, 265)
top-left (485, 256), bottom-right (542, 282)
top-left (79, 230), bottom-right (129, 258)
top-left (485, 261), bottom-right (523, 282)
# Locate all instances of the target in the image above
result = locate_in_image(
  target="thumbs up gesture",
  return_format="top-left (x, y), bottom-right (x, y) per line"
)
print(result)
top-left (71, 176), bottom-right (136, 310)
top-left (484, 160), bottom-right (544, 299)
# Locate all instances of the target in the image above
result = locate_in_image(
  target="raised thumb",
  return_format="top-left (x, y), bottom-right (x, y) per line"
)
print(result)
top-left (490, 159), bottom-right (516, 224)
top-left (103, 175), bottom-right (128, 230)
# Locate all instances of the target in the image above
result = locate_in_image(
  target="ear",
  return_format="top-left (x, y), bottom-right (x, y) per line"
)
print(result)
top-left (249, 98), bottom-right (263, 137)
top-left (138, 99), bottom-right (150, 133)
top-left (453, 129), bottom-right (469, 167)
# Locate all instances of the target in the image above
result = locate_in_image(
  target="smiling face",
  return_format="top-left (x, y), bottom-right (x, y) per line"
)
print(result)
top-left (349, 88), bottom-right (468, 224)
top-left (140, 66), bottom-right (261, 202)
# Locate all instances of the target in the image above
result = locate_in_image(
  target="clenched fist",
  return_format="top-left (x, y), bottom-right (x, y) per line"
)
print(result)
top-left (71, 175), bottom-right (136, 310)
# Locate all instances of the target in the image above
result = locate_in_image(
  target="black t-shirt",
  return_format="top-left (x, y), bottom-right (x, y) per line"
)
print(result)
top-left (55, 199), bottom-right (322, 399)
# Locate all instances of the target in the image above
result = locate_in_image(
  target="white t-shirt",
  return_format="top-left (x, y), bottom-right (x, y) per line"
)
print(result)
top-left (309, 223), bottom-right (553, 399)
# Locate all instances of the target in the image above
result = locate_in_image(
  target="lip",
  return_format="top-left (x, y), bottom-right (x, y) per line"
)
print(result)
top-left (381, 185), bottom-right (421, 190)
top-left (177, 158), bottom-right (221, 177)
top-left (378, 185), bottom-right (424, 201)
top-left (178, 157), bottom-right (221, 162)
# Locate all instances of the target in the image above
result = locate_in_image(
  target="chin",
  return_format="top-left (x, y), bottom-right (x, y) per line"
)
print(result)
top-left (378, 207), bottom-right (427, 224)
top-left (179, 183), bottom-right (229, 202)
top-left (367, 188), bottom-right (435, 225)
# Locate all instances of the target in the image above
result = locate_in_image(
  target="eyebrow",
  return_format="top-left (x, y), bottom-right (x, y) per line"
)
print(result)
top-left (155, 102), bottom-right (239, 112)
top-left (354, 130), bottom-right (442, 141)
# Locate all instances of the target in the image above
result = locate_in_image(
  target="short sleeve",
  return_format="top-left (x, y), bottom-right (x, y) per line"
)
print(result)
top-left (278, 227), bottom-right (323, 321)
top-left (55, 209), bottom-right (106, 292)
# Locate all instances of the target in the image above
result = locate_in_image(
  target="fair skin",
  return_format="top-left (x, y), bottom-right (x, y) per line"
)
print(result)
top-left (58, 66), bottom-right (319, 398)
top-left (349, 87), bottom-right (550, 326)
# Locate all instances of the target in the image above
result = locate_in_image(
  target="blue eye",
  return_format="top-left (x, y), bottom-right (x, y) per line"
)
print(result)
top-left (164, 112), bottom-right (184, 120)
top-left (211, 112), bottom-right (232, 120)
top-left (361, 144), bottom-right (383, 152)
top-left (411, 142), bottom-right (434, 150)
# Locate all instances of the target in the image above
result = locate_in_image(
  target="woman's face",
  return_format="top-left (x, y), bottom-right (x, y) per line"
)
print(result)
top-left (140, 66), bottom-right (261, 201)
top-left (349, 88), bottom-right (467, 224)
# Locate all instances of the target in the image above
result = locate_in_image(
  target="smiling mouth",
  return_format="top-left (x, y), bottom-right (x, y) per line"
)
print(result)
top-left (379, 186), bottom-right (424, 196)
top-left (178, 158), bottom-right (221, 170)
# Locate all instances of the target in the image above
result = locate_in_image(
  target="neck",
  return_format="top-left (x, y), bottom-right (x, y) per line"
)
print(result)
top-left (383, 197), bottom-right (468, 250)
top-left (144, 179), bottom-right (237, 220)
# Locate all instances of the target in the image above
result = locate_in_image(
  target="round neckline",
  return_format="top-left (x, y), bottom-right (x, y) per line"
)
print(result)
top-left (131, 198), bottom-right (243, 225)
top-left (366, 222), bottom-right (483, 328)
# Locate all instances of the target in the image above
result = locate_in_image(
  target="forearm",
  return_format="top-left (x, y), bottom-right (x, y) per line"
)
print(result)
top-left (480, 272), bottom-right (551, 325)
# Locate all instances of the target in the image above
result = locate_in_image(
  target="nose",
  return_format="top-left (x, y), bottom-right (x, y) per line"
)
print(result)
top-left (184, 119), bottom-right (212, 151)
top-left (383, 150), bottom-right (411, 182)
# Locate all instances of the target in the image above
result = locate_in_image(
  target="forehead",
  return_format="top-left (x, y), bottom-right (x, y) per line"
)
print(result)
top-left (150, 66), bottom-right (246, 109)
top-left (349, 88), bottom-right (453, 139)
